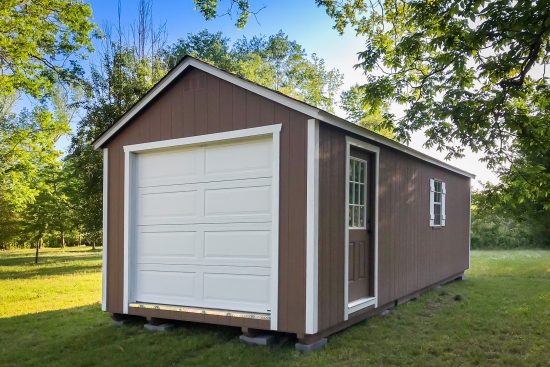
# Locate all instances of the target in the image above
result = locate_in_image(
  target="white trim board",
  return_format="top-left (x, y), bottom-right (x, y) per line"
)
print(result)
top-left (305, 119), bottom-right (319, 334)
top-left (101, 148), bottom-right (108, 312)
top-left (123, 150), bottom-right (131, 314)
top-left (93, 56), bottom-right (474, 179)
top-left (122, 125), bottom-right (281, 330)
top-left (344, 137), bottom-right (380, 321)
top-left (123, 124), bottom-right (281, 153)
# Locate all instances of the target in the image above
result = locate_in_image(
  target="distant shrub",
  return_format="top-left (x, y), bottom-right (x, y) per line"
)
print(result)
top-left (471, 208), bottom-right (550, 249)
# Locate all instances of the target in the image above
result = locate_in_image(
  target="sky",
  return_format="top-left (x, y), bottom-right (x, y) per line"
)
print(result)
top-left (84, 0), bottom-right (497, 187)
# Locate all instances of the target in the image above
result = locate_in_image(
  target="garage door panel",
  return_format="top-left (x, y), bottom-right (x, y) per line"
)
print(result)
top-left (205, 138), bottom-right (272, 176)
top-left (205, 185), bottom-right (271, 216)
top-left (135, 270), bottom-right (198, 305)
top-left (204, 230), bottom-right (270, 259)
top-left (203, 273), bottom-right (270, 311)
top-left (137, 190), bottom-right (198, 223)
top-left (136, 230), bottom-right (197, 261)
top-left (136, 222), bottom-right (271, 232)
top-left (136, 148), bottom-right (202, 187)
top-left (139, 263), bottom-right (270, 274)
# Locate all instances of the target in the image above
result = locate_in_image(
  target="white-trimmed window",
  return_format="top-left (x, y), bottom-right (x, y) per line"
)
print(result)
top-left (430, 178), bottom-right (446, 227)
top-left (349, 157), bottom-right (367, 228)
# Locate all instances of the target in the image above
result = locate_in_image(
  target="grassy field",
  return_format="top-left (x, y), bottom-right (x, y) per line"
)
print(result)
top-left (0, 248), bottom-right (549, 366)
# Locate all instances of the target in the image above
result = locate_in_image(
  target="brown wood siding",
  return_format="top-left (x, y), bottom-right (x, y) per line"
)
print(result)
top-left (104, 67), bottom-right (307, 333)
top-left (317, 126), bottom-right (346, 331)
top-left (317, 123), bottom-right (470, 332)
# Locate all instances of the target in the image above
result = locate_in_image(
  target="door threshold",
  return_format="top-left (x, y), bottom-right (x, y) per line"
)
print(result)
top-left (348, 297), bottom-right (376, 314)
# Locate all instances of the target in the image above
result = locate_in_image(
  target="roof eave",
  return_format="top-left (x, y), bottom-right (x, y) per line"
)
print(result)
top-left (92, 56), bottom-right (476, 179)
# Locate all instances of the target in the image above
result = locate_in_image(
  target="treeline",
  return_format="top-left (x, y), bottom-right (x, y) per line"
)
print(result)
top-left (1, 1), bottom-right (382, 251)
top-left (2, 0), bottom-right (547, 253)
top-left (472, 187), bottom-right (550, 249)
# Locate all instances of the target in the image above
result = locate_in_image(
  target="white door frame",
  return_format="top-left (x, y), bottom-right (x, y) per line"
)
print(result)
top-left (122, 124), bottom-right (282, 330)
top-left (344, 136), bottom-right (379, 320)
top-left (305, 119), bottom-right (319, 334)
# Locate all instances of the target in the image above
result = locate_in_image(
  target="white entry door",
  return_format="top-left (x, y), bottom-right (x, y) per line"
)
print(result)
top-left (130, 136), bottom-right (275, 314)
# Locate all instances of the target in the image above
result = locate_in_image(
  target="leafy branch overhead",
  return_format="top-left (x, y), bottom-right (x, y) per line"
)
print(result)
top-left (315, 0), bottom-right (550, 207)
top-left (193, 0), bottom-right (266, 28)
top-left (0, 0), bottom-right (96, 99)
top-left (316, 0), bottom-right (550, 161)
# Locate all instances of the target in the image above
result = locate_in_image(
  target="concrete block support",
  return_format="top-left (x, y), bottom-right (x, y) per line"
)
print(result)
top-left (111, 313), bottom-right (134, 326)
top-left (144, 322), bottom-right (176, 332)
top-left (239, 334), bottom-right (276, 346)
top-left (295, 338), bottom-right (327, 353)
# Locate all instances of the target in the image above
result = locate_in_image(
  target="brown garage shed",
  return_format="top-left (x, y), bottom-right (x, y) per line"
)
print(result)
top-left (94, 55), bottom-right (473, 350)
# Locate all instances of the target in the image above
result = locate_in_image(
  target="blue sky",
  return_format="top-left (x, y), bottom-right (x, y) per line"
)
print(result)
top-left (82, 0), bottom-right (496, 186)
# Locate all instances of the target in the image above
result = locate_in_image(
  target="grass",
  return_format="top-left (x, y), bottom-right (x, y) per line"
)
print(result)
top-left (0, 248), bottom-right (549, 366)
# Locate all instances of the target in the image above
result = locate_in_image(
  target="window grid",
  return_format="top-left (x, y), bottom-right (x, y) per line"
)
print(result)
top-left (433, 180), bottom-right (443, 226)
top-left (349, 158), bottom-right (367, 229)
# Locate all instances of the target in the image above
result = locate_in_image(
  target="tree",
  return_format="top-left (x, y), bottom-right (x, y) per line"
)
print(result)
top-left (192, 0), bottom-right (265, 28)
top-left (0, 0), bottom-right (96, 98)
top-left (314, 0), bottom-right (549, 204)
top-left (3, 106), bottom-right (70, 258)
top-left (340, 84), bottom-right (395, 138)
top-left (65, 0), bottom-right (169, 244)
top-left (169, 30), bottom-right (344, 112)
top-left (167, 30), bottom-right (237, 72)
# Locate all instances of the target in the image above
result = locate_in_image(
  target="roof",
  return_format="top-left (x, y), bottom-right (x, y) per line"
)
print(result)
top-left (93, 55), bottom-right (475, 178)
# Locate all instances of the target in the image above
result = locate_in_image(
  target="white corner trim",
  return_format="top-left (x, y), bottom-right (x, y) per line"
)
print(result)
top-left (102, 148), bottom-right (108, 312)
top-left (269, 127), bottom-right (281, 331)
top-left (344, 137), bottom-right (380, 321)
top-left (121, 124), bottom-right (281, 328)
top-left (305, 119), bottom-right (319, 334)
top-left (123, 150), bottom-right (131, 314)
top-left (123, 124), bottom-right (282, 153)
top-left (93, 57), bottom-right (474, 179)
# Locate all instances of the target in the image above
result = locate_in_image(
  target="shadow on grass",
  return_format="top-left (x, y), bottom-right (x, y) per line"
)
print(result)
top-left (0, 262), bottom-right (102, 280)
top-left (0, 304), bottom-right (295, 367)
top-left (0, 254), bottom-right (102, 280)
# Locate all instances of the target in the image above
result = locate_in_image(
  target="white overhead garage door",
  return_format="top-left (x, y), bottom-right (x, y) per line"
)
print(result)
top-left (130, 136), bottom-right (276, 314)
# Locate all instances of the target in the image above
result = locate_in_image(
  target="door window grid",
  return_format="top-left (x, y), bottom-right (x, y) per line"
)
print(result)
top-left (349, 157), bottom-right (367, 229)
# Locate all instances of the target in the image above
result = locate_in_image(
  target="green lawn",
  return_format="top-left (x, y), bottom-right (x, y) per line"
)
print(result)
top-left (0, 248), bottom-right (549, 366)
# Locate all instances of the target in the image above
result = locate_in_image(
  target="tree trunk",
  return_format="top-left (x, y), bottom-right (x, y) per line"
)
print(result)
top-left (92, 242), bottom-right (96, 250)
top-left (61, 231), bottom-right (65, 248)
top-left (34, 237), bottom-right (42, 264)
top-left (78, 233), bottom-right (81, 247)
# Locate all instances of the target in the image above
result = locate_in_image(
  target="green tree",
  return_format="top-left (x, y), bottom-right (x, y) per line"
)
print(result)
top-left (192, 0), bottom-right (264, 28)
top-left (66, 2), bottom-right (169, 243)
top-left (0, 0), bottom-right (95, 98)
top-left (168, 30), bottom-right (237, 72)
top-left (315, 0), bottom-right (550, 202)
top-left (0, 106), bottom-right (70, 254)
top-left (340, 84), bottom-right (395, 138)
top-left (170, 30), bottom-right (344, 112)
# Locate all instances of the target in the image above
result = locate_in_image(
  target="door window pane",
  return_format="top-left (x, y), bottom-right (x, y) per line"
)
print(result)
top-left (348, 157), bottom-right (367, 228)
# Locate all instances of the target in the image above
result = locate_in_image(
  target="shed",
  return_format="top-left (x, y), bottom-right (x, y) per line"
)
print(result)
top-left (93, 55), bottom-right (473, 349)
